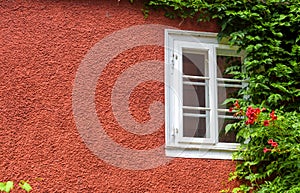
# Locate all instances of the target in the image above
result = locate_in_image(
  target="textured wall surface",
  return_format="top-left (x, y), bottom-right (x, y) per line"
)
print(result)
top-left (0, 0), bottom-right (239, 192)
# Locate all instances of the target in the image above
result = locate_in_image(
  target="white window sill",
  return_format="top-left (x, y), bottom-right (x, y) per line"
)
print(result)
top-left (165, 143), bottom-right (239, 160)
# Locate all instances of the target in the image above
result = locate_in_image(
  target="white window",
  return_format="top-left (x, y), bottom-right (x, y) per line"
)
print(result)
top-left (165, 29), bottom-right (245, 159)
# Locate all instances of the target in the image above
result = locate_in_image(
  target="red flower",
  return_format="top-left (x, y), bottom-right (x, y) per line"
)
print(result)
top-left (267, 139), bottom-right (278, 148)
top-left (270, 110), bottom-right (277, 120)
top-left (263, 147), bottom-right (271, 153)
top-left (234, 100), bottom-right (240, 109)
top-left (271, 142), bottom-right (278, 148)
top-left (264, 120), bottom-right (270, 126)
top-left (245, 120), bottom-right (254, 125)
top-left (255, 108), bottom-right (261, 114)
top-left (267, 139), bottom-right (274, 144)
top-left (245, 106), bottom-right (261, 125)
top-left (229, 107), bottom-right (233, 112)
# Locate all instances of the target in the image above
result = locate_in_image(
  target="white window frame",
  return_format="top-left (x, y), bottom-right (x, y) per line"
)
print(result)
top-left (165, 29), bottom-right (245, 159)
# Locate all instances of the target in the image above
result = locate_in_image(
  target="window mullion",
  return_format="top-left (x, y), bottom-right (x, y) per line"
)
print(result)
top-left (209, 46), bottom-right (218, 144)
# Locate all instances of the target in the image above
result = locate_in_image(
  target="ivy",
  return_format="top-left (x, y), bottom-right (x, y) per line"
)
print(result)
top-left (208, 0), bottom-right (300, 111)
top-left (132, 0), bottom-right (300, 111)
top-left (225, 102), bottom-right (300, 193)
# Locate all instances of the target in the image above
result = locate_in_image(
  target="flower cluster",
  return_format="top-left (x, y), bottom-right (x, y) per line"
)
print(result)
top-left (263, 120), bottom-right (270, 126)
top-left (270, 110), bottom-right (277, 120)
top-left (263, 139), bottom-right (278, 153)
top-left (245, 106), bottom-right (261, 125)
top-left (227, 101), bottom-right (281, 154)
top-left (229, 100), bottom-right (240, 112)
top-left (229, 100), bottom-right (244, 117)
top-left (263, 110), bottom-right (278, 126)
top-left (229, 101), bottom-right (278, 126)
top-left (268, 139), bottom-right (278, 147)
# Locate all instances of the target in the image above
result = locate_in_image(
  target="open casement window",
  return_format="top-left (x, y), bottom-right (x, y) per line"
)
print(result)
top-left (165, 29), bottom-right (245, 159)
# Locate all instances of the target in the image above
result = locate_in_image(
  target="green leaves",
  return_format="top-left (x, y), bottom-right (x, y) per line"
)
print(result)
top-left (143, 0), bottom-right (300, 110)
top-left (147, 0), bottom-right (209, 20)
top-left (245, 43), bottom-right (263, 52)
top-left (208, 0), bottom-right (300, 110)
top-left (267, 93), bottom-right (282, 104)
top-left (19, 181), bottom-right (32, 192)
top-left (0, 180), bottom-right (32, 193)
top-left (224, 100), bottom-right (300, 191)
top-left (0, 181), bottom-right (13, 193)
top-left (271, 83), bottom-right (289, 93)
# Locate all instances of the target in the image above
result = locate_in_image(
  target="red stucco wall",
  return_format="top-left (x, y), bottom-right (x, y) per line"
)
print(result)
top-left (0, 0), bottom-right (239, 192)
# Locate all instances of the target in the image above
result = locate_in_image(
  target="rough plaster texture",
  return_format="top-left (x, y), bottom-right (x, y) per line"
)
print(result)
top-left (0, 0), bottom-right (239, 192)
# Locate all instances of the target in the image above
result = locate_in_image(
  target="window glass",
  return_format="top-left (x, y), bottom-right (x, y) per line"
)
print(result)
top-left (182, 49), bottom-right (209, 139)
top-left (182, 51), bottom-right (206, 76)
top-left (217, 51), bottom-right (242, 143)
top-left (183, 84), bottom-right (205, 107)
top-left (217, 55), bottom-right (241, 78)
top-left (218, 112), bottom-right (238, 143)
top-left (183, 116), bottom-right (207, 138)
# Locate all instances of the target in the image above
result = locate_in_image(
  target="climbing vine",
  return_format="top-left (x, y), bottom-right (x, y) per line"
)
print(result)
top-left (131, 0), bottom-right (300, 111)
top-left (129, 0), bottom-right (300, 192)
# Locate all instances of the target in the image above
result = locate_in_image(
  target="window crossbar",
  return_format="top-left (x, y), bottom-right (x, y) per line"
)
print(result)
top-left (183, 106), bottom-right (210, 111)
top-left (216, 78), bottom-right (247, 83)
top-left (217, 83), bottom-right (243, 88)
top-left (217, 115), bottom-right (242, 119)
top-left (217, 108), bottom-right (231, 112)
top-left (183, 81), bottom-right (207, 86)
top-left (183, 113), bottom-right (208, 118)
top-left (182, 75), bottom-right (209, 80)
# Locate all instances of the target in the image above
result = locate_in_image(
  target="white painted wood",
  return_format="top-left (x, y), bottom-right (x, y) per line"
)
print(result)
top-left (165, 29), bottom-right (244, 160)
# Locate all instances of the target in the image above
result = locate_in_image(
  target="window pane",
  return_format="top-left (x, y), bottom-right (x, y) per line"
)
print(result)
top-left (217, 55), bottom-right (241, 78)
top-left (217, 50), bottom-right (242, 143)
top-left (217, 51), bottom-right (242, 109)
top-left (182, 50), bottom-right (207, 77)
top-left (217, 86), bottom-right (240, 109)
top-left (183, 116), bottom-right (207, 138)
top-left (218, 118), bottom-right (238, 143)
top-left (181, 49), bottom-right (209, 139)
top-left (218, 111), bottom-right (240, 143)
top-left (183, 84), bottom-right (206, 107)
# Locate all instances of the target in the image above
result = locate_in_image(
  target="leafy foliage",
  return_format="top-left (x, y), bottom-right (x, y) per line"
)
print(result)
top-left (136, 0), bottom-right (300, 111)
top-left (147, 0), bottom-right (211, 20)
top-left (206, 0), bottom-right (300, 111)
top-left (18, 181), bottom-right (32, 192)
top-left (0, 181), bottom-right (13, 193)
top-left (0, 180), bottom-right (32, 193)
top-left (226, 102), bottom-right (300, 192)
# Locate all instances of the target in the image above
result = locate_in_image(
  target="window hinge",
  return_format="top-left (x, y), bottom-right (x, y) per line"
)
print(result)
top-left (171, 54), bottom-right (175, 74)
top-left (172, 127), bottom-right (178, 136)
